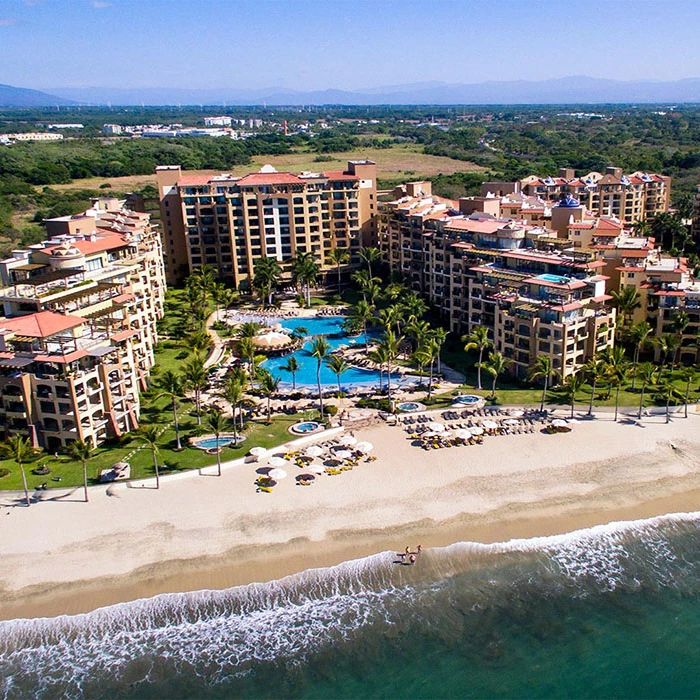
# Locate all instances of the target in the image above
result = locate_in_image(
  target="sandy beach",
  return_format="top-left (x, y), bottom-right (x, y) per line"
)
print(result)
top-left (1, 409), bottom-right (699, 620)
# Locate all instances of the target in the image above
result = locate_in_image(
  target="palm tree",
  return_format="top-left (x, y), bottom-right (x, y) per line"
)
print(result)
top-left (654, 334), bottom-right (680, 375)
top-left (259, 372), bottom-right (280, 424)
top-left (154, 370), bottom-right (185, 450)
top-left (610, 286), bottom-right (642, 329)
top-left (635, 362), bottom-right (656, 419)
top-left (280, 356), bottom-right (301, 391)
top-left (379, 330), bottom-right (402, 409)
top-left (405, 319), bottom-right (431, 354)
top-left (673, 311), bottom-right (690, 365)
top-left (359, 246), bottom-right (381, 280)
top-left (481, 351), bottom-right (512, 399)
top-left (189, 330), bottom-right (213, 356)
top-left (528, 355), bottom-right (557, 412)
top-left (378, 305), bottom-right (403, 336)
top-left (219, 376), bottom-right (245, 439)
top-left (583, 356), bottom-right (606, 416)
top-left (629, 321), bottom-right (652, 389)
top-left (368, 344), bottom-right (388, 390)
top-left (656, 381), bottom-right (684, 424)
top-left (383, 282), bottom-right (405, 304)
top-left (237, 321), bottom-right (262, 339)
top-left (365, 279), bottom-right (383, 307)
top-left (67, 438), bottom-right (94, 503)
top-left (136, 425), bottom-right (161, 489)
top-left (326, 354), bottom-right (349, 395)
top-left (418, 339), bottom-right (439, 400)
top-left (410, 347), bottom-right (429, 387)
top-left (206, 408), bottom-right (228, 477)
top-left (351, 269), bottom-right (370, 300)
top-left (561, 372), bottom-right (585, 418)
top-left (237, 336), bottom-right (257, 378)
top-left (291, 252), bottom-right (319, 307)
top-left (676, 366), bottom-right (696, 418)
top-left (604, 346), bottom-right (631, 422)
top-left (348, 300), bottom-right (374, 348)
top-left (402, 294), bottom-right (428, 323)
top-left (462, 325), bottom-right (491, 390)
top-left (327, 247), bottom-right (349, 296)
top-left (430, 327), bottom-right (448, 375)
top-left (183, 357), bottom-right (208, 425)
top-left (0, 435), bottom-right (34, 506)
top-left (253, 256), bottom-right (282, 307)
top-left (310, 337), bottom-right (330, 419)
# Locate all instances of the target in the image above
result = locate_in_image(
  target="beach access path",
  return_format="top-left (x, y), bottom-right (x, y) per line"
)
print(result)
top-left (1, 409), bottom-right (699, 619)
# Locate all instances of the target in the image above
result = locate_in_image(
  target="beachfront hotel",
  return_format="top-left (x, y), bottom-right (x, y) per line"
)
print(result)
top-left (156, 161), bottom-right (378, 285)
top-left (0, 199), bottom-right (166, 450)
top-left (483, 167), bottom-right (672, 225)
top-left (380, 182), bottom-right (616, 378)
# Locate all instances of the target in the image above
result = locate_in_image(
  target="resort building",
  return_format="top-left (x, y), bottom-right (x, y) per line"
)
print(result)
top-left (156, 161), bottom-right (378, 286)
top-left (380, 182), bottom-right (616, 379)
top-left (0, 199), bottom-right (166, 450)
top-left (483, 167), bottom-right (671, 225)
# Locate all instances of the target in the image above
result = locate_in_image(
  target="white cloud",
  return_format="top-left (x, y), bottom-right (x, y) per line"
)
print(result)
top-left (0, 18), bottom-right (17, 26)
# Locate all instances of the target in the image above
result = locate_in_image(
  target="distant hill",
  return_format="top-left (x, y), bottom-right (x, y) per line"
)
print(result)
top-left (0, 83), bottom-right (77, 107)
top-left (49, 76), bottom-right (700, 106)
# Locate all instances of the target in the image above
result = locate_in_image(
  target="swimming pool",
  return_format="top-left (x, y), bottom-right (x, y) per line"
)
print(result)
top-left (536, 273), bottom-right (572, 285)
top-left (453, 395), bottom-right (483, 405)
top-left (262, 316), bottom-right (400, 389)
top-left (192, 434), bottom-right (246, 450)
top-left (289, 421), bottom-right (322, 435)
top-left (397, 401), bottom-right (424, 412)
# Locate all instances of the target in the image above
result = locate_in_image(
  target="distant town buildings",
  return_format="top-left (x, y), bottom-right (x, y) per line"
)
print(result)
top-left (47, 123), bottom-right (84, 130)
top-left (156, 161), bottom-right (378, 286)
top-left (204, 116), bottom-right (232, 127)
top-left (0, 199), bottom-right (165, 450)
top-left (0, 132), bottom-right (64, 144)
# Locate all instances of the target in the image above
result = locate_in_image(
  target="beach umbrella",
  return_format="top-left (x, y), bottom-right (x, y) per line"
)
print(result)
top-left (551, 419), bottom-right (568, 428)
top-left (511, 410), bottom-right (524, 418)
top-left (297, 473), bottom-right (316, 482)
top-left (305, 445), bottom-right (324, 458)
top-left (482, 420), bottom-right (498, 430)
top-left (454, 428), bottom-right (472, 440)
top-left (427, 422), bottom-right (446, 432)
top-left (335, 449), bottom-right (353, 460)
top-left (268, 456), bottom-right (287, 468)
top-left (249, 446), bottom-right (267, 458)
top-left (504, 418), bottom-right (520, 426)
top-left (268, 468), bottom-right (288, 480)
top-left (567, 418), bottom-right (581, 424)
top-left (355, 441), bottom-right (373, 453)
top-left (340, 434), bottom-right (358, 446)
top-left (308, 464), bottom-right (325, 475)
top-left (470, 426), bottom-right (484, 436)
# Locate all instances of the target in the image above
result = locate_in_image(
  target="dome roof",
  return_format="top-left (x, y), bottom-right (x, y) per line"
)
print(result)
top-left (556, 193), bottom-right (581, 208)
top-left (50, 243), bottom-right (82, 258)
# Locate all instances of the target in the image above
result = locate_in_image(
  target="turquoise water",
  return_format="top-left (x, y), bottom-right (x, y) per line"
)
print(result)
top-left (193, 436), bottom-right (240, 450)
top-left (290, 421), bottom-right (320, 433)
top-left (536, 273), bottom-right (571, 285)
top-left (2, 512), bottom-right (700, 699)
top-left (262, 317), bottom-right (400, 389)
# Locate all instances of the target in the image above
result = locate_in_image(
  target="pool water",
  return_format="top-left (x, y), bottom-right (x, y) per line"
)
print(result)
top-left (397, 401), bottom-right (423, 412)
top-left (263, 317), bottom-right (400, 389)
top-left (290, 421), bottom-right (321, 434)
top-left (454, 395), bottom-right (482, 405)
top-left (193, 435), bottom-right (245, 450)
top-left (536, 273), bottom-right (571, 285)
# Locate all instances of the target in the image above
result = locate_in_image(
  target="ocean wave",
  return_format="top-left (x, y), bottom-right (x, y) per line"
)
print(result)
top-left (1, 511), bottom-right (699, 699)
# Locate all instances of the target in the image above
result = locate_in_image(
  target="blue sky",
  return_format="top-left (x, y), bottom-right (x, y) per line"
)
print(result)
top-left (1, 0), bottom-right (700, 90)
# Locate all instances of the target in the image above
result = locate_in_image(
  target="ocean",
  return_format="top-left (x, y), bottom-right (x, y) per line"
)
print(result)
top-left (1, 512), bottom-right (699, 699)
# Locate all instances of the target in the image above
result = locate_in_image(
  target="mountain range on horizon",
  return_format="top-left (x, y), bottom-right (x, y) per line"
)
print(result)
top-left (4, 76), bottom-right (700, 107)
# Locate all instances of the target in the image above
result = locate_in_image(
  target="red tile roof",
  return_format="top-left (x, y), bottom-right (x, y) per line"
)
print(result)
top-left (235, 172), bottom-right (305, 185)
top-left (321, 170), bottom-right (359, 181)
top-left (177, 174), bottom-right (216, 186)
top-left (1, 311), bottom-right (84, 338)
top-left (44, 234), bottom-right (128, 256)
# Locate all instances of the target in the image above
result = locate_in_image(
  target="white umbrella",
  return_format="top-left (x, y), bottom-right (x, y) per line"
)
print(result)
top-left (470, 426), bottom-right (484, 436)
top-left (482, 420), bottom-right (498, 430)
top-left (335, 449), bottom-right (353, 460)
top-left (356, 441), bottom-right (373, 453)
top-left (305, 445), bottom-right (324, 458)
top-left (567, 418), bottom-right (581, 424)
top-left (340, 434), bottom-right (358, 446)
top-left (422, 431), bottom-right (440, 438)
top-left (454, 428), bottom-right (472, 440)
top-left (268, 468), bottom-right (288, 480)
top-left (551, 419), bottom-right (568, 428)
top-left (511, 410), bottom-right (525, 418)
top-left (427, 422), bottom-right (446, 432)
top-left (504, 418), bottom-right (520, 426)
top-left (308, 464), bottom-right (325, 475)
top-left (268, 456), bottom-right (287, 468)
top-left (249, 446), bottom-right (267, 457)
